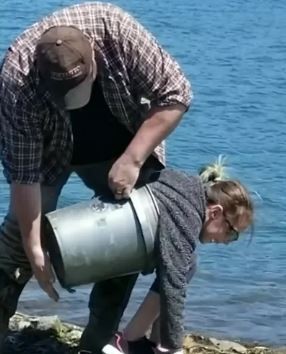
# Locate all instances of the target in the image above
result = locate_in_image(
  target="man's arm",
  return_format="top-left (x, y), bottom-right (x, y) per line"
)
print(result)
top-left (0, 76), bottom-right (58, 300)
top-left (11, 183), bottom-right (59, 301)
top-left (108, 12), bottom-right (192, 197)
top-left (108, 104), bottom-right (186, 198)
top-left (123, 104), bottom-right (186, 167)
top-left (11, 183), bottom-right (42, 260)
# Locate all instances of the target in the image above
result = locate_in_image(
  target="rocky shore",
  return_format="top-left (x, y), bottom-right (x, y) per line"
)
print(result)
top-left (3, 313), bottom-right (285, 354)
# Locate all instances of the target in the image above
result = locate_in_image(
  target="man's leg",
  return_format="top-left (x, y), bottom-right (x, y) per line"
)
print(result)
top-left (80, 273), bottom-right (139, 354)
top-left (0, 171), bottom-right (70, 350)
top-left (74, 158), bottom-right (161, 353)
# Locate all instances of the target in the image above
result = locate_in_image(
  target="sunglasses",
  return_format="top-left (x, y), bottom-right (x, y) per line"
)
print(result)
top-left (223, 213), bottom-right (239, 242)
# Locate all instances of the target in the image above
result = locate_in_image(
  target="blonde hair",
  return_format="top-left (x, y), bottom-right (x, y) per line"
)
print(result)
top-left (199, 156), bottom-right (254, 228)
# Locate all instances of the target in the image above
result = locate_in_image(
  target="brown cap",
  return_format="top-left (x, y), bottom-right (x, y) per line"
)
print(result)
top-left (36, 26), bottom-right (94, 110)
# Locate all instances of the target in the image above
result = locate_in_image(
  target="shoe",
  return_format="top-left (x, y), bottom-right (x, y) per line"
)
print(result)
top-left (128, 336), bottom-right (155, 354)
top-left (102, 332), bottom-right (129, 354)
top-left (102, 332), bottom-right (156, 354)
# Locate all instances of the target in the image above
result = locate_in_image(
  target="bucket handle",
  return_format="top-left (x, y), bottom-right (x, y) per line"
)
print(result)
top-left (129, 186), bottom-right (159, 274)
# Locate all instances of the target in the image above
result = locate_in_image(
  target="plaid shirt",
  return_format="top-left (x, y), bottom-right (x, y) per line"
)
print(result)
top-left (0, 2), bottom-right (192, 184)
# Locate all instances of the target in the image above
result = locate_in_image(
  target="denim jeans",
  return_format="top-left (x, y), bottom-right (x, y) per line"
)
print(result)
top-left (0, 159), bottom-right (158, 353)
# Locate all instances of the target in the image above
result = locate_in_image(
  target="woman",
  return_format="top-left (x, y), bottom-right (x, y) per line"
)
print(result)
top-left (102, 157), bottom-right (254, 354)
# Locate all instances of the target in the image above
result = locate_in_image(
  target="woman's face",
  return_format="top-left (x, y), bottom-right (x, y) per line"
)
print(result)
top-left (199, 205), bottom-right (246, 244)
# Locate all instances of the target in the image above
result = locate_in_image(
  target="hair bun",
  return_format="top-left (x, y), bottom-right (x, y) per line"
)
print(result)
top-left (199, 155), bottom-right (228, 184)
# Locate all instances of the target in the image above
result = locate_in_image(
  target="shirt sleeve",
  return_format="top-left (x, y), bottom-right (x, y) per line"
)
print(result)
top-left (0, 80), bottom-right (43, 184)
top-left (120, 13), bottom-right (193, 109)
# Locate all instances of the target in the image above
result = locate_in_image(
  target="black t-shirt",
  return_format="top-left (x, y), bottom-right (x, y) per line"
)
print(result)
top-left (69, 80), bottom-right (134, 165)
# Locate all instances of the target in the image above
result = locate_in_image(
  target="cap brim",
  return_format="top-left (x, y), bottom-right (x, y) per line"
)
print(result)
top-left (64, 75), bottom-right (93, 110)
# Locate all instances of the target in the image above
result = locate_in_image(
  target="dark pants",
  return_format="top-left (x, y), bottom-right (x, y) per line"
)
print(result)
top-left (0, 158), bottom-right (159, 353)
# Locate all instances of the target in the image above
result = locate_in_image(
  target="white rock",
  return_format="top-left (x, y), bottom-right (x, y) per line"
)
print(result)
top-left (209, 338), bottom-right (247, 353)
top-left (32, 315), bottom-right (61, 331)
top-left (17, 320), bottom-right (31, 331)
top-left (68, 329), bottom-right (82, 340)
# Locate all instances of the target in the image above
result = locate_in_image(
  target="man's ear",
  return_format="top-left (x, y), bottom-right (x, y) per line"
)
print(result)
top-left (208, 204), bottom-right (223, 220)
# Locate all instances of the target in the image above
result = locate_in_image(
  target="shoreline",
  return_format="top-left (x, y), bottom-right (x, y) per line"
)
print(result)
top-left (4, 312), bottom-right (284, 354)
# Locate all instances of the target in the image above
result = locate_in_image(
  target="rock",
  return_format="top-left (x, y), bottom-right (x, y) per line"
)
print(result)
top-left (1, 312), bottom-right (282, 354)
top-left (4, 313), bottom-right (81, 354)
top-left (30, 315), bottom-right (61, 332)
top-left (65, 329), bottom-right (82, 341)
top-left (251, 346), bottom-right (269, 353)
top-left (209, 338), bottom-right (247, 353)
top-left (16, 320), bottom-right (31, 331)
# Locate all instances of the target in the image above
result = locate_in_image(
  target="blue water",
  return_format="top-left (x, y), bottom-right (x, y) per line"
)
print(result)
top-left (0, 0), bottom-right (286, 346)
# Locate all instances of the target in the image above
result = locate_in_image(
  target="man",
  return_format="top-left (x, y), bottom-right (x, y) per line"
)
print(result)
top-left (0, 2), bottom-right (191, 353)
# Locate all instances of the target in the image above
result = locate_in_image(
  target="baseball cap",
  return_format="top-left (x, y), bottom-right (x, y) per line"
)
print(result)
top-left (36, 26), bottom-right (95, 110)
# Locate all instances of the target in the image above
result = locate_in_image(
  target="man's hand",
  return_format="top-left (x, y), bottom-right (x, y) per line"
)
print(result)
top-left (108, 154), bottom-right (141, 200)
top-left (30, 247), bottom-right (59, 302)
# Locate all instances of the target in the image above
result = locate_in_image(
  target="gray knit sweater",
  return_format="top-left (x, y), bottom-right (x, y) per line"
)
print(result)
top-left (149, 169), bottom-right (206, 349)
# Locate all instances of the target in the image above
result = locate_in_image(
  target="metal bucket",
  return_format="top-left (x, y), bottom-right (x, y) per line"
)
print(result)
top-left (44, 185), bottom-right (159, 289)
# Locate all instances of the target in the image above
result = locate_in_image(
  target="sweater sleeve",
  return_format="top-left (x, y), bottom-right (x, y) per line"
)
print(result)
top-left (150, 170), bottom-right (205, 349)
top-left (156, 218), bottom-right (198, 349)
